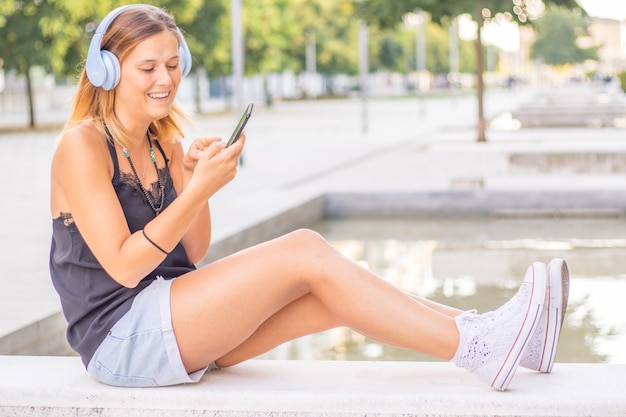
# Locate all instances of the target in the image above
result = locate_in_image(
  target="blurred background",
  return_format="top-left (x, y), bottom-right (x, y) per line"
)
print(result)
top-left (1, 0), bottom-right (626, 136)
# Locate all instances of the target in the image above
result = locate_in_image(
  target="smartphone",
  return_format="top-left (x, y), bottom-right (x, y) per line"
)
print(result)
top-left (226, 102), bottom-right (254, 147)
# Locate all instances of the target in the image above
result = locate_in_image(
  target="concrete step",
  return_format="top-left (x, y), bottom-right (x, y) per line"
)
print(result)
top-left (0, 312), bottom-right (72, 356)
top-left (1, 356), bottom-right (624, 416)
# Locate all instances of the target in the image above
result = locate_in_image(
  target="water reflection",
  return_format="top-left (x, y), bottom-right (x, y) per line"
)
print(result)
top-left (258, 216), bottom-right (626, 364)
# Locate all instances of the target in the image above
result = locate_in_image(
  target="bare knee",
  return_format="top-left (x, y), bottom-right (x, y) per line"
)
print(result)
top-left (273, 229), bottom-right (340, 276)
top-left (281, 228), bottom-right (332, 255)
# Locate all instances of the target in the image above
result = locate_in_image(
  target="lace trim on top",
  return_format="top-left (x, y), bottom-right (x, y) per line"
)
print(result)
top-left (119, 166), bottom-right (168, 206)
top-left (58, 166), bottom-right (169, 227)
top-left (59, 212), bottom-right (74, 226)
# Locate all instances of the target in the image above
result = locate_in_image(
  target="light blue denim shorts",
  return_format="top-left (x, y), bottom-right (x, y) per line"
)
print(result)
top-left (87, 277), bottom-right (209, 387)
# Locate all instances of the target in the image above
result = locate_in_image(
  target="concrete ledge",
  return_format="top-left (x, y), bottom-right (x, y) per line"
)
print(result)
top-left (324, 190), bottom-right (626, 217)
top-left (204, 195), bottom-right (326, 263)
top-left (1, 356), bottom-right (625, 416)
top-left (509, 152), bottom-right (626, 174)
top-left (512, 105), bottom-right (625, 127)
top-left (0, 312), bottom-right (72, 356)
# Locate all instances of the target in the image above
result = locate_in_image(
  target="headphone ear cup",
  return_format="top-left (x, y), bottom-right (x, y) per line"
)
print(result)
top-left (176, 28), bottom-right (192, 77)
top-left (178, 47), bottom-right (191, 77)
top-left (100, 50), bottom-right (121, 91)
top-left (180, 45), bottom-right (191, 77)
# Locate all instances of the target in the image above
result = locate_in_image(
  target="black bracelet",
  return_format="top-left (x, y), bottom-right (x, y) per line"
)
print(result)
top-left (142, 229), bottom-right (169, 255)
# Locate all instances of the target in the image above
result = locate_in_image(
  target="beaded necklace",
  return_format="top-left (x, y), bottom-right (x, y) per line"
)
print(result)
top-left (123, 133), bottom-right (165, 215)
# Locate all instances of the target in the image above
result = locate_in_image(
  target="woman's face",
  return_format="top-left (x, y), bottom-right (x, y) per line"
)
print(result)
top-left (115, 30), bottom-right (183, 128)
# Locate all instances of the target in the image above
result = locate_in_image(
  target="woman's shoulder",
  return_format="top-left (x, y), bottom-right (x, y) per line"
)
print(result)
top-left (53, 120), bottom-right (110, 171)
top-left (56, 120), bottom-right (110, 158)
top-left (59, 120), bottom-right (103, 146)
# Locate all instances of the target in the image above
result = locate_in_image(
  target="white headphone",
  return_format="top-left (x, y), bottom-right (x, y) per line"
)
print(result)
top-left (85, 4), bottom-right (192, 90)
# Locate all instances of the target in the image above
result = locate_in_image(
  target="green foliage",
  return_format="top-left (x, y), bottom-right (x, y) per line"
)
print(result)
top-left (313, 1), bottom-right (360, 75)
top-left (617, 71), bottom-right (626, 92)
top-left (372, 23), bottom-right (475, 74)
top-left (0, 0), bottom-right (68, 75)
top-left (245, 0), bottom-right (301, 74)
top-left (0, 0), bottom-right (590, 81)
top-left (0, 0), bottom-right (13, 19)
top-left (357, 0), bottom-right (581, 27)
top-left (423, 22), bottom-right (475, 74)
top-left (0, 0), bottom-right (139, 79)
top-left (376, 33), bottom-right (405, 71)
top-left (355, 0), bottom-right (583, 142)
top-left (355, 0), bottom-right (586, 74)
top-left (530, 5), bottom-right (596, 66)
top-left (178, 0), bottom-right (229, 78)
top-left (288, 0), bottom-right (361, 75)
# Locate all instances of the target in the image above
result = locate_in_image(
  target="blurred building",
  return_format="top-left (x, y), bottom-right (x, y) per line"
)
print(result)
top-left (584, 17), bottom-right (625, 76)
top-left (513, 15), bottom-right (626, 85)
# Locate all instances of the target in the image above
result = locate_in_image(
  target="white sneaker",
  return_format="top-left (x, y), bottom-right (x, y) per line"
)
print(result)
top-left (452, 262), bottom-right (546, 391)
top-left (520, 258), bottom-right (569, 373)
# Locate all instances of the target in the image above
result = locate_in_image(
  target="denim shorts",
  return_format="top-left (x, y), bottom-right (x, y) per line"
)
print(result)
top-left (87, 277), bottom-right (209, 387)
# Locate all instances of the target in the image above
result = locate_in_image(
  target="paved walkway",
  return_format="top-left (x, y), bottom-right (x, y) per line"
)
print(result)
top-left (2, 87), bottom-right (626, 346)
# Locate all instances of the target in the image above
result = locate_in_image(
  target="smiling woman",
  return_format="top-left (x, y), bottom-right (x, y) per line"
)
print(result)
top-left (49, 4), bottom-right (230, 385)
top-left (78, 4), bottom-right (191, 149)
top-left (48, 3), bottom-right (569, 393)
top-left (115, 31), bottom-right (182, 127)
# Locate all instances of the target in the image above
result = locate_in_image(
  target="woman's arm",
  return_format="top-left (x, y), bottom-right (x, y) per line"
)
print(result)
top-left (51, 123), bottom-right (243, 288)
top-left (169, 139), bottom-right (212, 263)
top-left (153, 135), bottom-right (245, 266)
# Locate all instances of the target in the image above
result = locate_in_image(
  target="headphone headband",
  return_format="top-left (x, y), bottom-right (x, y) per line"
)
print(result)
top-left (85, 4), bottom-right (191, 90)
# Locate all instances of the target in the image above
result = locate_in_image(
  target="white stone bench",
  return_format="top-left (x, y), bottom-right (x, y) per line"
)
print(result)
top-left (512, 104), bottom-right (626, 127)
top-left (1, 356), bottom-right (625, 416)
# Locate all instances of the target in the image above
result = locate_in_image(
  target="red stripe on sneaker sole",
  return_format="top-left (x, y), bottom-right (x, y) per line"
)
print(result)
top-left (538, 275), bottom-right (553, 371)
top-left (491, 264), bottom-right (545, 391)
top-left (539, 259), bottom-right (566, 373)
top-left (496, 304), bottom-right (542, 389)
top-left (542, 307), bottom-right (561, 372)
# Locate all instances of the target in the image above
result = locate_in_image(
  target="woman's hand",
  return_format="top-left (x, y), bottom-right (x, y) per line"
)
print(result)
top-left (183, 134), bottom-right (246, 199)
top-left (183, 136), bottom-right (222, 172)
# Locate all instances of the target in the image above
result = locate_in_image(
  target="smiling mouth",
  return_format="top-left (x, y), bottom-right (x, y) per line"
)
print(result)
top-left (148, 92), bottom-right (170, 99)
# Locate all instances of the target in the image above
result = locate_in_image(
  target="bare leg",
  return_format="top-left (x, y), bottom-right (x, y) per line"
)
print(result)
top-left (214, 294), bottom-right (339, 367)
top-left (407, 294), bottom-right (463, 318)
top-left (215, 292), bottom-right (458, 367)
top-left (170, 229), bottom-right (460, 373)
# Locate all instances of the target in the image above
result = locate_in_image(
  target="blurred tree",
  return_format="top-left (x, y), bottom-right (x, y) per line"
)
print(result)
top-left (308, 0), bottom-right (360, 76)
top-left (0, 0), bottom-right (205, 126)
top-left (245, 0), bottom-right (300, 74)
top-left (414, 21), bottom-right (476, 74)
top-left (0, 0), bottom-right (14, 21)
top-left (177, 0), bottom-right (228, 112)
top-left (182, 1), bottom-right (229, 78)
top-left (264, 0), bottom-right (362, 96)
top-left (370, 23), bottom-right (475, 75)
top-left (3, 0), bottom-right (590, 129)
top-left (531, 5), bottom-right (596, 67)
top-left (0, 0), bottom-right (90, 127)
top-left (357, 0), bottom-right (581, 142)
top-left (377, 34), bottom-right (405, 72)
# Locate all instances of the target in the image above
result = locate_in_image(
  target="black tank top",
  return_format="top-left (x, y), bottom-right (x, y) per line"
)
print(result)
top-left (49, 135), bottom-right (195, 367)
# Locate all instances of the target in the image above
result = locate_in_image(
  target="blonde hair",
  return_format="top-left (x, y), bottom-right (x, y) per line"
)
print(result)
top-left (65, 5), bottom-right (189, 147)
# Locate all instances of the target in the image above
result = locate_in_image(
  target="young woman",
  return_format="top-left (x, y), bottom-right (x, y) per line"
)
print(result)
top-left (49, 4), bottom-right (569, 391)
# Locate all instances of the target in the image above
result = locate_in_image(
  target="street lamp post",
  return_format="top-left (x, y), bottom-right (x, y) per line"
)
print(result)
top-left (449, 17), bottom-right (459, 106)
top-left (404, 10), bottom-right (427, 118)
top-left (359, 19), bottom-right (369, 135)
top-left (305, 28), bottom-right (317, 99)
top-left (231, 0), bottom-right (244, 115)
